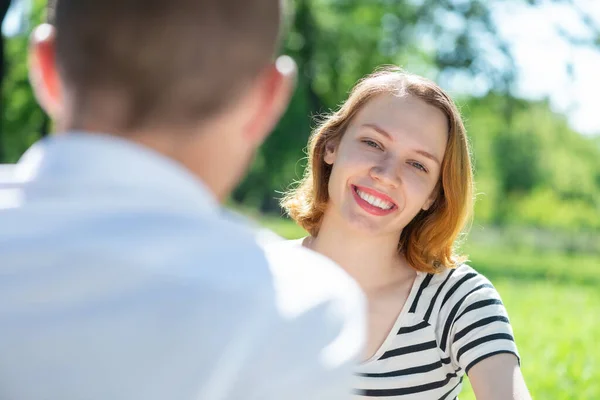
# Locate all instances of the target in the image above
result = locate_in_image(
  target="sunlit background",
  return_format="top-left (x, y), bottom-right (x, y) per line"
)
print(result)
top-left (2, 0), bottom-right (599, 398)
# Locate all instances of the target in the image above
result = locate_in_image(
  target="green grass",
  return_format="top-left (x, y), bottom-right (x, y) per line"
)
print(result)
top-left (256, 215), bottom-right (600, 399)
top-left (459, 280), bottom-right (600, 399)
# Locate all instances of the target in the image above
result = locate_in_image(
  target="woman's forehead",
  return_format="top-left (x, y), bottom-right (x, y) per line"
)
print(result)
top-left (349, 94), bottom-right (448, 151)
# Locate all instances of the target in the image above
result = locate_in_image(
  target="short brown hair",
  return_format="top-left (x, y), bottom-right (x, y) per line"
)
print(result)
top-left (282, 67), bottom-right (474, 274)
top-left (48, 0), bottom-right (281, 131)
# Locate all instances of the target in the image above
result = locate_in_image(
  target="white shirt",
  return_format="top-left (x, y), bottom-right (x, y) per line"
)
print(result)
top-left (0, 133), bottom-right (366, 400)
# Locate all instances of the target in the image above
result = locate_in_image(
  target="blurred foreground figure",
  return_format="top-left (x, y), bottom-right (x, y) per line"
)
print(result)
top-left (0, 1), bottom-right (366, 399)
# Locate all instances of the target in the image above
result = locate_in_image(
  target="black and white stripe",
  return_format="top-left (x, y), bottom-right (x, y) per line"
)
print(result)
top-left (353, 265), bottom-right (520, 398)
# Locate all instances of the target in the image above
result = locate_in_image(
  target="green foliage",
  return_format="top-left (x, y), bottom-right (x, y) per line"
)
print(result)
top-left (493, 128), bottom-right (545, 194)
top-left (1, 0), bottom-right (47, 162)
top-left (462, 95), bottom-right (600, 230)
top-left (510, 188), bottom-right (600, 231)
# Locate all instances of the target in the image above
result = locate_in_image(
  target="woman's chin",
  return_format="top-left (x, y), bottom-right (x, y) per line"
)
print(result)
top-left (342, 211), bottom-right (392, 237)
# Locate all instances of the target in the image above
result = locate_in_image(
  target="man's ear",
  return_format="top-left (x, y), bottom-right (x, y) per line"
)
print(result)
top-left (323, 141), bottom-right (337, 165)
top-left (242, 55), bottom-right (297, 146)
top-left (28, 23), bottom-right (63, 120)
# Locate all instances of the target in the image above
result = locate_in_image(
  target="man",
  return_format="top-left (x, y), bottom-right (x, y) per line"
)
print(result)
top-left (0, 1), bottom-right (365, 399)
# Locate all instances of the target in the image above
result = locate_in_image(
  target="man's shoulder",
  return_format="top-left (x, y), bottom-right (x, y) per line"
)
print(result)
top-left (259, 238), bottom-right (358, 291)
top-left (0, 164), bottom-right (16, 183)
top-left (258, 235), bottom-right (363, 306)
top-left (129, 224), bottom-right (367, 368)
top-left (0, 202), bottom-right (274, 295)
top-left (126, 213), bottom-right (280, 291)
top-left (258, 235), bottom-right (366, 368)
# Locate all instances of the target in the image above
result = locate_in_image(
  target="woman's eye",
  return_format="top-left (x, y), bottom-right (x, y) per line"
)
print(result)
top-left (362, 139), bottom-right (382, 150)
top-left (410, 162), bottom-right (427, 173)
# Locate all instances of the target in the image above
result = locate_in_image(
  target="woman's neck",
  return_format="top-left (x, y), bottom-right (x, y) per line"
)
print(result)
top-left (306, 211), bottom-right (416, 293)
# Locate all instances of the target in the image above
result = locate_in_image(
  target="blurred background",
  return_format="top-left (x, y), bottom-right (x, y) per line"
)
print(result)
top-left (2, 0), bottom-right (599, 398)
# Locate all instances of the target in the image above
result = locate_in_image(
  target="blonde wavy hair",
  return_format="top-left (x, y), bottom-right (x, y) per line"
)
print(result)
top-left (281, 67), bottom-right (474, 274)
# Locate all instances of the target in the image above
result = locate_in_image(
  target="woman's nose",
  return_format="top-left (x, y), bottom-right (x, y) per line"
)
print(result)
top-left (369, 159), bottom-right (401, 188)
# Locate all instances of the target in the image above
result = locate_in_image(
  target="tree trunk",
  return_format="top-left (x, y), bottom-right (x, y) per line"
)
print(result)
top-left (295, 0), bottom-right (323, 115)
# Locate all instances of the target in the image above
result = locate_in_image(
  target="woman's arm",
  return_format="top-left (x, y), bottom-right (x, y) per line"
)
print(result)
top-left (468, 353), bottom-right (531, 400)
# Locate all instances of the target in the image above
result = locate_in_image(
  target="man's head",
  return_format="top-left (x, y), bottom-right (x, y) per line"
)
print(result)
top-left (30, 0), bottom-right (296, 201)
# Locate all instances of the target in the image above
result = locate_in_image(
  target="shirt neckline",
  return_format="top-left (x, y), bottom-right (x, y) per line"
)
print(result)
top-left (360, 270), bottom-right (426, 365)
top-left (14, 132), bottom-right (219, 214)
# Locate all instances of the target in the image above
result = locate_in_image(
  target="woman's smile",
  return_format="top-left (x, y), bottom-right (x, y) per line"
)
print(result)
top-left (351, 184), bottom-right (397, 216)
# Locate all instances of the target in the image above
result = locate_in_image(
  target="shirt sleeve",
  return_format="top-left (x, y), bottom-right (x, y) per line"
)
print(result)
top-left (448, 274), bottom-right (520, 375)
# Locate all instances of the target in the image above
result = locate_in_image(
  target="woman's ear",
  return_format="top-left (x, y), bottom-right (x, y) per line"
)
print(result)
top-left (323, 141), bottom-right (337, 165)
top-left (422, 196), bottom-right (435, 211)
top-left (422, 186), bottom-right (442, 211)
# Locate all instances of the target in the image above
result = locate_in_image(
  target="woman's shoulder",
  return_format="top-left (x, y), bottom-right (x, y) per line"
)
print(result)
top-left (427, 265), bottom-right (519, 373)
top-left (429, 263), bottom-right (493, 292)
top-left (413, 263), bottom-right (501, 318)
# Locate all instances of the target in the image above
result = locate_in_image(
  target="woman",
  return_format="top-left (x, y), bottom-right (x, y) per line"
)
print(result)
top-left (281, 67), bottom-right (530, 399)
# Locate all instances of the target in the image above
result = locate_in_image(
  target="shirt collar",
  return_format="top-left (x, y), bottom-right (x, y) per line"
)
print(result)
top-left (14, 132), bottom-right (220, 213)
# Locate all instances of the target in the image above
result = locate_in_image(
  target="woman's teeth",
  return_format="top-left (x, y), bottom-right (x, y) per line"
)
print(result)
top-left (356, 188), bottom-right (393, 210)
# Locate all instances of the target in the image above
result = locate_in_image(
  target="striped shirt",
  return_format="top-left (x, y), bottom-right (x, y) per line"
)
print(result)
top-left (354, 264), bottom-right (520, 399)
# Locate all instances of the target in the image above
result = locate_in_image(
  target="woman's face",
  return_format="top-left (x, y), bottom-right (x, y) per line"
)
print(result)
top-left (324, 93), bottom-right (448, 238)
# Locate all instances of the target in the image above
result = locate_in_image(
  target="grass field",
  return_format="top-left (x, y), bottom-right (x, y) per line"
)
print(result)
top-left (255, 215), bottom-right (600, 399)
